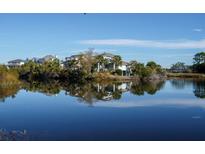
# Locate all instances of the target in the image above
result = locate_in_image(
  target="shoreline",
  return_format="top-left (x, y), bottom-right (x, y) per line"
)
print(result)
top-left (167, 73), bottom-right (205, 79)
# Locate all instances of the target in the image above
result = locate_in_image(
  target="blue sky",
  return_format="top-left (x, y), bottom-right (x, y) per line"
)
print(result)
top-left (0, 13), bottom-right (205, 67)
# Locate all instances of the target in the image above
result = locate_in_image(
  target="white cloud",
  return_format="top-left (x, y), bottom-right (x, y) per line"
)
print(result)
top-left (193, 28), bottom-right (203, 32)
top-left (80, 39), bottom-right (205, 49)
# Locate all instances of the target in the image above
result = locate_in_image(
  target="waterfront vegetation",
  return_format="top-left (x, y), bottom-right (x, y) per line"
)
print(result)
top-left (169, 52), bottom-right (205, 76)
top-left (0, 65), bottom-right (21, 85)
top-left (1, 51), bottom-right (167, 83)
top-left (1, 51), bottom-right (205, 87)
top-left (1, 49), bottom-right (205, 103)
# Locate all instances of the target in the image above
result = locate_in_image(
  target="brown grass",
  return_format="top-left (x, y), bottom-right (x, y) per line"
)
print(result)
top-left (93, 72), bottom-right (139, 82)
top-left (167, 72), bottom-right (205, 78)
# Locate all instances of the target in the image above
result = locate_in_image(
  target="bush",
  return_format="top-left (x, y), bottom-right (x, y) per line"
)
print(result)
top-left (193, 63), bottom-right (205, 73)
top-left (112, 69), bottom-right (122, 76)
top-left (141, 66), bottom-right (153, 78)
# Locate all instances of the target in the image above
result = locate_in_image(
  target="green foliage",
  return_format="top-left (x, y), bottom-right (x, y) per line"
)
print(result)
top-left (19, 59), bottom-right (61, 80)
top-left (129, 60), bottom-right (164, 78)
top-left (141, 66), bottom-right (153, 77)
top-left (129, 61), bottom-right (145, 77)
top-left (112, 55), bottom-right (122, 70)
top-left (146, 61), bottom-right (158, 69)
top-left (193, 52), bottom-right (205, 64)
top-left (193, 52), bottom-right (205, 73)
top-left (67, 69), bottom-right (87, 83)
top-left (112, 69), bottom-right (122, 76)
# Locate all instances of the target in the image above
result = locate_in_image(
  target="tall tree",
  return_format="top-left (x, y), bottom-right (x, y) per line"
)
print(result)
top-left (78, 50), bottom-right (96, 75)
top-left (112, 55), bottom-right (122, 71)
top-left (193, 52), bottom-right (205, 64)
top-left (95, 55), bottom-right (109, 72)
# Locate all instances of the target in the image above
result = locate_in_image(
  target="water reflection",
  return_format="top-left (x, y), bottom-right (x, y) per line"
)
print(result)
top-left (0, 79), bottom-right (205, 104)
top-left (169, 79), bottom-right (205, 99)
top-left (0, 84), bottom-right (21, 102)
top-left (170, 79), bottom-right (193, 89)
top-left (193, 80), bottom-right (205, 98)
top-left (130, 81), bottom-right (165, 95)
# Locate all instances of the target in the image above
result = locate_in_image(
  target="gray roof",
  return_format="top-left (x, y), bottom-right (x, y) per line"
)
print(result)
top-left (65, 54), bottom-right (82, 60)
top-left (8, 59), bottom-right (25, 63)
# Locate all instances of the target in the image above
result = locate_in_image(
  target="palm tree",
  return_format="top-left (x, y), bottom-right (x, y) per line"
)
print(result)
top-left (112, 55), bottom-right (122, 71)
top-left (95, 55), bottom-right (107, 72)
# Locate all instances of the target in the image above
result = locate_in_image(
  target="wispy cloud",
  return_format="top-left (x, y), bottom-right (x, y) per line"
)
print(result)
top-left (193, 28), bottom-right (203, 32)
top-left (80, 39), bottom-right (205, 49)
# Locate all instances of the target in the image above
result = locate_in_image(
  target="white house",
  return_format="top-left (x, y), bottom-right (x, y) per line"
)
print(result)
top-left (117, 61), bottom-right (130, 76)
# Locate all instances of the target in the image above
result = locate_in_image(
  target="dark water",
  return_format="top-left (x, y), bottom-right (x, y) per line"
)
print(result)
top-left (0, 79), bottom-right (205, 141)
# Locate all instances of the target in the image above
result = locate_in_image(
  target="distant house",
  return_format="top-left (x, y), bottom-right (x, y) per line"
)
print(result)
top-left (65, 55), bottom-right (81, 61)
top-left (170, 65), bottom-right (190, 73)
top-left (64, 55), bottom-right (83, 70)
top-left (7, 59), bottom-right (25, 67)
top-left (27, 55), bottom-right (57, 64)
top-left (37, 55), bottom-right (57, 64)
top-left (101, 52), bottom-right (114, 61)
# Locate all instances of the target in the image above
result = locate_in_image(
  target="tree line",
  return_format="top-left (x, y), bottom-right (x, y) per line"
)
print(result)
top-left (170, 52), bottom-right (205, 73)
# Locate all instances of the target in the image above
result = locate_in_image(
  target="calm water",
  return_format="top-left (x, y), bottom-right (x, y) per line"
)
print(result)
top-left (0, 79), bottom-right (205, 141)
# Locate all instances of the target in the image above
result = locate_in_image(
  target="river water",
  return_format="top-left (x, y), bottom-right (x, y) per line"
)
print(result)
top-left (0, 79), bottom-right (205, 140)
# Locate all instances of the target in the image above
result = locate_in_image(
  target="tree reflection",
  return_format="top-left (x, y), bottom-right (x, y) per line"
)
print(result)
top-left (170, 79), bottom-right (193, 89)
top-left (5, 79), bottom-right (205, 105)
top-left (63, 83), bottom-right (98, 105)
top-left (193, 80), bottom-right (205, 98)
top-left (130, 80), bottom-right (165, 95)
top-left (0, 80), bottom-right (166, 104)
top-left (0, 84), bottom-right (21, 102)
top-left (169, 79), bottom-right (205, 99)
top-left (22, 80), bottom-right (61, 96)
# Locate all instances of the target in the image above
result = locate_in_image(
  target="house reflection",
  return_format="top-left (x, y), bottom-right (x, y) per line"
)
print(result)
top-left (63, 81), bottom-right (164, 104)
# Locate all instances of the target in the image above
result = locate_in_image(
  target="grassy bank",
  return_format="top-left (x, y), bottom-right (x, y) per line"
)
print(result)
top-left (0, 67), bottom-right (21, 86)
top-left (167, 73), bottom-right (205, 78)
